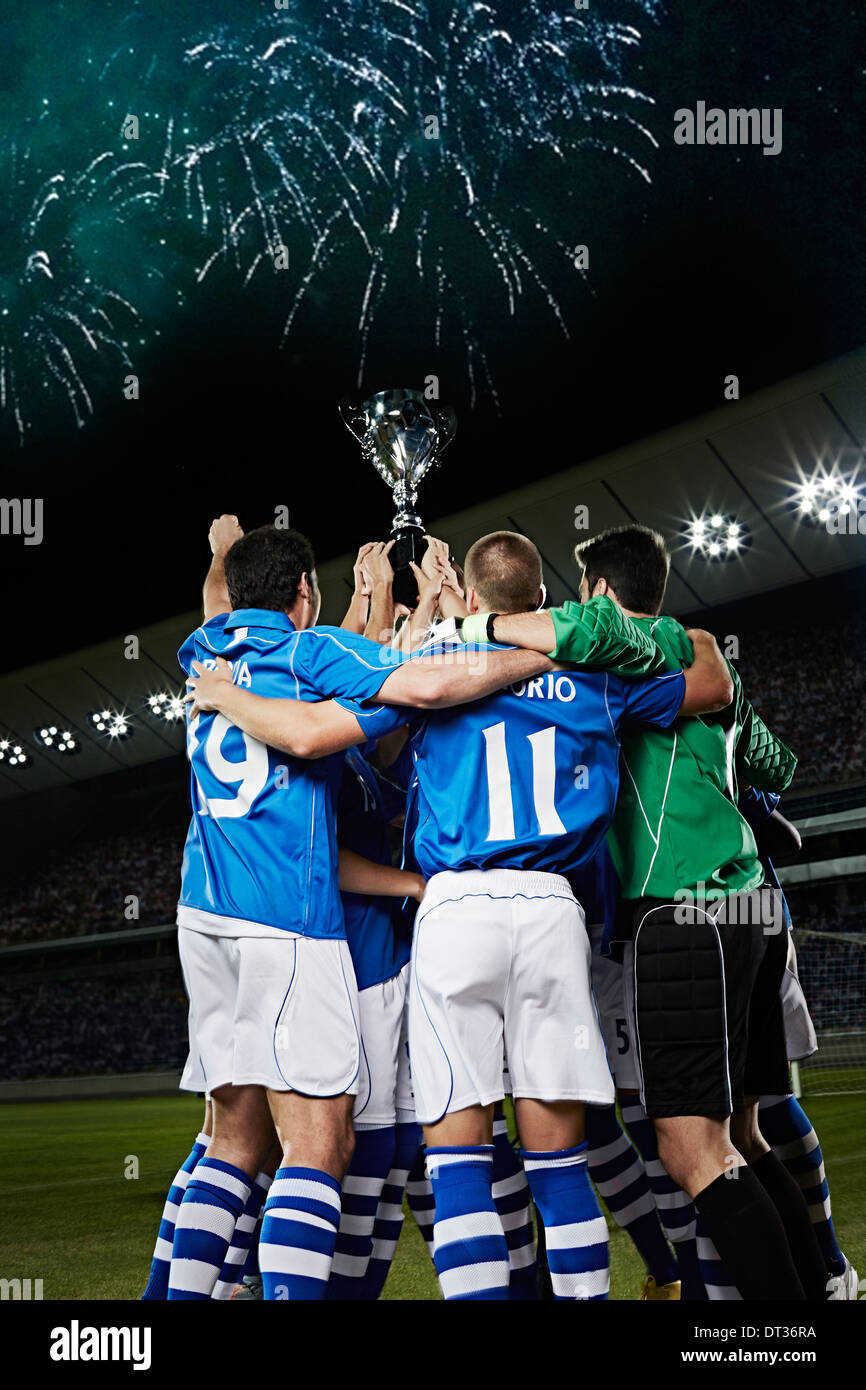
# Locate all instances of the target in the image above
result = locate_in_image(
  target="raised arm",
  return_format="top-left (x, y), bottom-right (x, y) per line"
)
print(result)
top-left (341, 543), bottom-right (376, 635)
top-left (202, 514), bottom-right (244, 621)
top-left (364, 541), bottom-right (397, 644)
top-left (422, 535), bottom-right (469, 623)
top-left (396, 561), bottom-right (449, 652)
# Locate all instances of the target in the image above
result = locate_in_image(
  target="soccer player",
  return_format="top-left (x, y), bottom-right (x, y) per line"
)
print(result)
top-left (166, 518), bottom-right (560, 1301)
top-left (739, 787), bottom-right (859, 1299)
top-left (465, 524), bottom-right (830, 1302)
top-left (570, 849), bottom-right (686, 1300)
top-left (323, 745), bottom-right (420, 1299)
top-left (185, 530), bottom-right (732, 1300)
top-left (574, 848), bottom-right (716, 1301)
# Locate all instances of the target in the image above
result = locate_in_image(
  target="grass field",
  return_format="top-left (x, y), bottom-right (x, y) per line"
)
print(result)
top-left (1, 1092), bottom-right (864, 1301)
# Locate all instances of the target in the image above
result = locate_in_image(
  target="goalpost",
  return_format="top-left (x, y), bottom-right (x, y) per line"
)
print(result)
top-left (790, 928), bottom-right (866, 1098)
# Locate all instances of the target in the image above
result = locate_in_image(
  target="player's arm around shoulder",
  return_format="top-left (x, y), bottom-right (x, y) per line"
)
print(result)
top-left (375, 641), bottom-right (556, 708)
top-left (485, 598), bottom-right (667, 677)
top-left (185, 656), bottom-right (367, 759)
top-left (678, 628), bottom-right (735, 715)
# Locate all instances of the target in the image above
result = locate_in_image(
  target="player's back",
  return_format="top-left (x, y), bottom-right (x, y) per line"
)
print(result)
top-left (610, 613), bottom-right (795, 901)
top-left (177, 609), bottom-right (397, 938)
top-left (408, 654), bottom-right (683, 879)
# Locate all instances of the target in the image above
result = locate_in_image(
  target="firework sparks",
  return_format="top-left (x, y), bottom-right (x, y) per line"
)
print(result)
top-left (174, 0), bottom-right (662, 402)
top-left (0, 130), bottom-right (161, 442)
top-left (6, 1), bottom-right (663, 434)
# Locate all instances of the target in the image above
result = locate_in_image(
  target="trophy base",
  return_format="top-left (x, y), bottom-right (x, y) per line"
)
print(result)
top-left (390, 529), bottom-right (428, 609)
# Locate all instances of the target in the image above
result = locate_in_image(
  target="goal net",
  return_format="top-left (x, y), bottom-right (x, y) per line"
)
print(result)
top-left (791, 927), bottom-right (866, 1096)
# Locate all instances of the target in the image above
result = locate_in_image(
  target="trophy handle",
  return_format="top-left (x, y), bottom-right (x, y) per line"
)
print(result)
top-left (338, 397), bottom-right (366, 445)
top-left (435, 405), bottom-right (458, 451)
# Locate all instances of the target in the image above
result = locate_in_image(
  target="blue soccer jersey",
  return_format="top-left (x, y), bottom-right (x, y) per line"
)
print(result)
top-left (177, 610), bottom-right (403, 938)
top-left (337, 747), bottom-right (412, 990)
top-left (405, 649), bottom-right (685, 879)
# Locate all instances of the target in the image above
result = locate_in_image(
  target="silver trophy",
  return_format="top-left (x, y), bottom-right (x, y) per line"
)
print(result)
top-left (340, 388), bottom-right (457, 604)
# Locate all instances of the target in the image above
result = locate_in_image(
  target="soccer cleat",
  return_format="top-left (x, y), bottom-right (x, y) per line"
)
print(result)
top-left (230, 1275), bottom-right (263, 1301)
top-left (639, 1274), bottom-right (682, 1301)
top-left (826, 1258), bottom-right (860, 1301)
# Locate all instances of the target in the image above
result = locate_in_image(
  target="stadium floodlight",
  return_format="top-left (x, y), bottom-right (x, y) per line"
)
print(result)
top-left (35, 725), bottom-right (79, 754)
top-left (792, 466), bottom-right (863, 525)
top-left (682, 512), bottom-right (750, 560)
top-left (146, 690), bottom-right (186, 723)
top-left (89, 708), bottom-right (133, 740)
top-left (0, 735), bottom-right (31, 768)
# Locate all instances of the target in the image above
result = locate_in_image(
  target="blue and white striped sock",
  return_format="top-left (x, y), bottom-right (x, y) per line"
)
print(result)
top-left (360, 1121), bottom-right (422, 1299)
top-left (586, 1104), bottom-right (678, 1287)
top-left (212, 1170), bottom-right (272, 1299)
top-left (259, 1166), bottom-right (342, 1300)
top-left (240, 1228), bottom-right (261, 1278)
top-left (696, 1213), bottom-right (741, 1300)
top-left (406, 1142), bottom-right (436, 1260)
top-left (324, 1125), bottom-right (396, 1299)
top-left (141, 1130), bottom-right (209, 1300)
top-left (522, 1143), bottom-right (609, 1301)
top-left (620, 1100), bottom-right (708, 1300)
top-left (167, 1157), bottom-right (251, 1301)
top-left (492, 1116), bottom-right (537, 1300)
top-left (240, 1220), bottom-right (260, 1279)
top-left (758, 1094), bottom-right (846, 1279)
top-left (427, 1145), bottom-right (510, 1300)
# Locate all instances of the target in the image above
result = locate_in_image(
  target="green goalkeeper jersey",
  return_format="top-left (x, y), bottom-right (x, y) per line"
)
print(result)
top-left (549, 606), bottom-right (797, 900)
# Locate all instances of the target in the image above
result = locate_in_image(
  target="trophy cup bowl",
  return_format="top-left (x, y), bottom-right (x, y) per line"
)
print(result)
top-left (340, 388), bottom-right (457, 607)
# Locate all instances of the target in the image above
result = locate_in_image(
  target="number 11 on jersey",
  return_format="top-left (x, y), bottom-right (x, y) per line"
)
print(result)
top-left (482, 721), bottom-right (566, 841)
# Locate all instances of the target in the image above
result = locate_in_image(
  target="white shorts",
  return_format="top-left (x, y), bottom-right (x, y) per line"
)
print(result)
top-left (588, 923), bottom-right (640, 1092)
top-left (782, 933), bottom-right (817, 1062)
top-left (178, 925), bottom-right (362, 1096)
top-left (355, 964), bottom-right (414, 1126)
top-left (408, 869), bottom-right (615, 1124)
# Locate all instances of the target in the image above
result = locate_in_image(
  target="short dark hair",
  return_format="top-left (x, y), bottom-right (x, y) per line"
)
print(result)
top-left (574, 524), bottom-right (670, 614)
top-left (464, 531), bottom-right (542, 613)
top-left (224, 525), bottom-right (316, 612)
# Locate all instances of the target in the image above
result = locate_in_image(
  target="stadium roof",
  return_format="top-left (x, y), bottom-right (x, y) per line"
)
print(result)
top-left (2, 346), bottom-right (865, 802)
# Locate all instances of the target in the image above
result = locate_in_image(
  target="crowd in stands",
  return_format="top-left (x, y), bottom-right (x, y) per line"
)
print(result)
top-left (0, 823), bottom-right (185, 947)
top-left (737, 608), bottom-right (866, 789)
top-left (0, 973), bottom-right (189, 1081)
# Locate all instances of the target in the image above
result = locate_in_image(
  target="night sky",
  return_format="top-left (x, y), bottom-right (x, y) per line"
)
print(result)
top-left (2, 0), bottom-right (865, 669)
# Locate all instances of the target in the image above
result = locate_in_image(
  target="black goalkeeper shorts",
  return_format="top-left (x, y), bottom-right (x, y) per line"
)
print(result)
top-left (623, 889), bottom-right (790, 1118)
